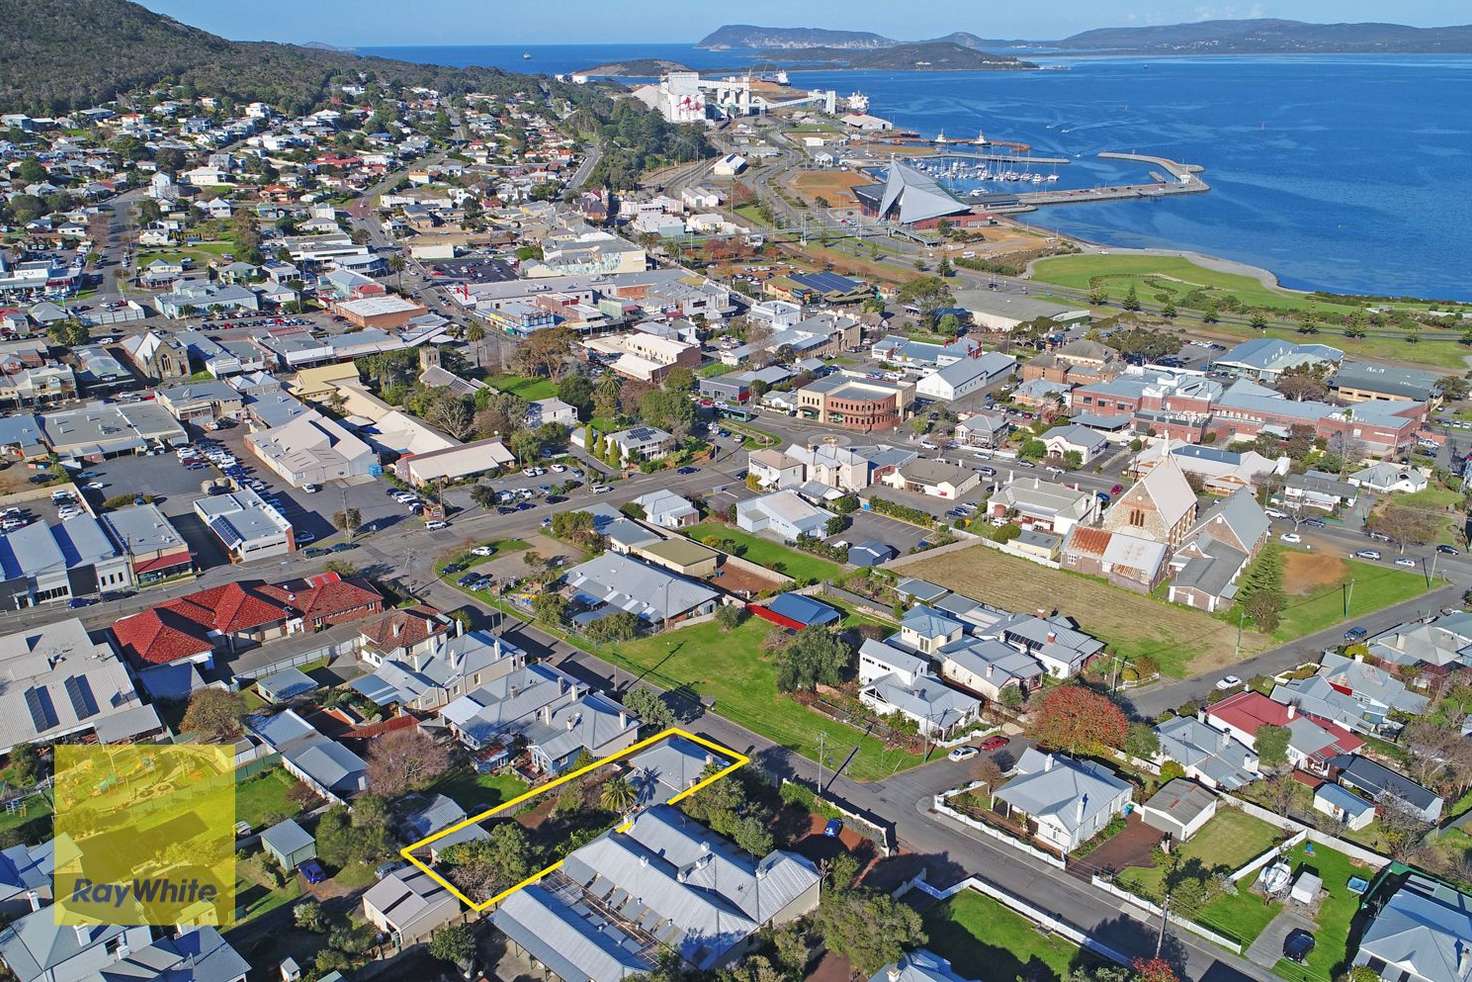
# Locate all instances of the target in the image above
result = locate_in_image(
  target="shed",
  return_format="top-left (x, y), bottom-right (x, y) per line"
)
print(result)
top-left (256, 667), bottom-right (320, 704)
top-left (758, 593), bottom-right (841, 630)
top-left (1139, 779), bottom-right (1218, 842)
top-left (1313, 783), bottom-right (1375, 831)
top-left (1291, 870), bottom-right (1322, 905)
top-left (260, 818), bottom-right (316, 869)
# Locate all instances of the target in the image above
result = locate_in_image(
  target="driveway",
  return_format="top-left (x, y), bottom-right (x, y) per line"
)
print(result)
top-left (1244, 909), bottom-right (1315, 968)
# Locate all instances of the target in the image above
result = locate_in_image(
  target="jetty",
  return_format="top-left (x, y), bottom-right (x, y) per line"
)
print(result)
top-left (997, 151), bottom-right (1209, 211)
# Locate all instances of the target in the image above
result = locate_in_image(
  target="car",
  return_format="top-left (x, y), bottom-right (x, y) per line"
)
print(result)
top-left (375, 860), bottom-right (408, 879)
top-left (947, 746), bottom-right (979, 762)
top-left (1215, 675), bottom-right (1242, 690)
top-left (444, 562), bottom-right (468, 574)
top-left (593, 484), bottom-right (613, 494)
top-left (1438, 544), bottom-right (1460, 555)
top-left (1110, 484), bottom-right (1124, 495)
top-left (67, 597), bottom-right (97, 608)
top-left (978, 466), bottom-right (996, 477)
top-left (82, 481), bottom-right (105, 490)
top-left (980, 735), bottom-right (1009, 753)
top-left (823, 819), bottom-right (843, 838)
top-left (522, 467), bottom-right (538, 477)
top-left (541, 517), bottom-right (552, 529)
top-left (1279, 532), bottom-right (1302, 544)
top-left (1368, 531), bottom-right (1393, 543)
top-left (332, 542), bottom-right (358, 553)
top-left (425, 520), bottom-right (449, 530)
top-left (497, 506), bottom-right (516, 515)
top-left (550, 463), bottom-right (567, 473)
top-left (1344, 626), bottom-right (1369, 642)
top-left (516, 501), bottom-right (534, 511)
top-left (1265, 508), bottom-right (1289, 520)
top-left (458, 573), bottom-right (481, 587)
top-left (1095, 492), bottom-right (1111, 505)
top-left (1283, 929), bottom-right (1315, 963)
top-left (1354, 549), bottom-right (1382, 561)
top-left (1395, 558), bottom-right (1418, 568)
top-left (1302, 518), bottom-right (1326, 529)
top-left (295, 531), bottom-right (316, 544)
top-left (545, 494), bottom-right (568, 504)
top-left (301, 483), bottom-right (320, 493)
top-left (472, 545), bottom-right (496, 557)
top-left (298, 860), bottom-right (327, 885)
top-left (304, 547), bottom-right (330, 558)
top-left (677, 466), bottom-right (699, 475)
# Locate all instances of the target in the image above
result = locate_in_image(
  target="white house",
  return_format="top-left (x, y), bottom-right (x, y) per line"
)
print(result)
top-left (735, 490), bottom-right (834, 541)
top-left (993, 748), bottom-right (1133, 854)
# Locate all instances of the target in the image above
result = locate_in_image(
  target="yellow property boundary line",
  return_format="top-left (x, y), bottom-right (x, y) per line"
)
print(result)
top-left (400, 727), bottom-right (749, 911)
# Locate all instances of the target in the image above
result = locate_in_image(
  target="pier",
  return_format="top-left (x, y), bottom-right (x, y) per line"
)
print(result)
top-left (916, 150), bottom-right (1071, 166)
top-left (998, 151), bottom-right (1209, 210)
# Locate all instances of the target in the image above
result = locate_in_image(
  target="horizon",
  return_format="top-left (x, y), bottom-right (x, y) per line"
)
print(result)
top-left (133, 1), bottom-right (1472, 47)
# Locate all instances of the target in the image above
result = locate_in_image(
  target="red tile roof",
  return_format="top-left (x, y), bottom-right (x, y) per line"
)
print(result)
top-left (264, 573), bottom-right (382, 624)
top-left (112, 608), bottom-right (214, 666)
top-left (112, 581), bottom-right (291, 665)
top-left (1205, 691), bottom-right (1290, 735)
top-left (359, 605), bottom-right (445, 650)
top-left (1067, 527), bottom-right (1113, 558)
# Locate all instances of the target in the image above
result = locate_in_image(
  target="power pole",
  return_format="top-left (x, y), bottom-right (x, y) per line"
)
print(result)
top-left (1345, 577), bottom-right (1356, 618)
top-left (816, 730), bottom-right (826, 796)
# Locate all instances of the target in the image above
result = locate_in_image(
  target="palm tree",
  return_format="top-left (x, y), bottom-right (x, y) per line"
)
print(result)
top-left (600, 776), bottom-right (636, 814)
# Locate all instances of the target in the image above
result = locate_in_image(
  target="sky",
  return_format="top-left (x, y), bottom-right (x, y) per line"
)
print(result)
top-left (135, 0), bottom-right (1469, 46)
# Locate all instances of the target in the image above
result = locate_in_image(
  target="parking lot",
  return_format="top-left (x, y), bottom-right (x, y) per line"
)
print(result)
top-left (829, 508), bottom-right (934, 556)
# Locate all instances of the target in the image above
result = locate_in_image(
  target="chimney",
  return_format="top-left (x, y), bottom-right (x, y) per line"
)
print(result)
top-left (25, 890), bottom-right (39, 912)
top-left (640, 855), bottom-right (649, 868)
top-left (1043, 753), bottom-right (1054, 772)
top-left (74, 925), bottom-right (90, 946)
top-left (888, 968), bottom-right (903, 982)
top-left (1076, 793), bottom-right (1088, 825)
top-left (540, 704), bottom-right (553, 725)
top-left (1046, 631), bottom-right (1057, 644)
top-left (618, 711), bottom-right (629, 730)
top-left (1286, 703), bottom-right (1297, 719)
top-left (393, 620), bottom-right (403, 638)
top-left (115, 938), bottom-right (129, 961)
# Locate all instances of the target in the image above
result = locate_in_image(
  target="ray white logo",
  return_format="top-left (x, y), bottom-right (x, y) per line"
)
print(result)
top-left (69, 877), bottom-right (220, 909)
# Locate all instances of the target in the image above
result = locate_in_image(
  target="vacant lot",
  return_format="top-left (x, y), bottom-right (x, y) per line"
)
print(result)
top-left (902, 545), bottom-right (1272, 677)
top-left (922, 889), bottom-right (1091, 982)
top-left (1274, 555), bottom-right (1431, 642)
top-left (791, 170), bottom-right (871, 206)
top-left (236, 766), bottom-right (304, 831)
top-left (602, 616), bottom-right (923, 781)
top-left (486, 374), bottom-right (558, 401)
top-left (686, 522), bottom-right (842, 584)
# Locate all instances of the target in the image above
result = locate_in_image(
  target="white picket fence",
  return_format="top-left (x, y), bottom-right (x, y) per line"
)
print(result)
top-left (1089, 875), bottom-right (1244, 954)
top-left (933, 784), bottom-right (1066, 869)
top-left (1230, 829), bottom-right (1309, 882)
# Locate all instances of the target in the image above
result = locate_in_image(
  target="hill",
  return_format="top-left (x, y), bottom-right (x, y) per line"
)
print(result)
top-left (576, 59), bottom-right (696, 77)
top-left (697, 24), bottom-right (895, 50)
top-left (0, 0), bottom-right (536, 114)
top-left (1052, 18), bottom-right (1472, 53)
top-left (762, 42), bottom-right (1036, 71)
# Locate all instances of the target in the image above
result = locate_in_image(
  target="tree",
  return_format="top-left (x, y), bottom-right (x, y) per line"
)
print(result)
top-left (936, 313), bottom-right (960, 338)
top-left (774, 628), bottom-right (853, 693)
top-left (470, 484), bottom-right (497, 509)
top-left (1133, 957), bottom-right (1179, 982)
top-left (428, 922), bottom-right (476, 967)
top-left (813, 888), bottom-right (926, 974)
top-left (181, 689), bottom-right (245, 740)
top-left (7, 743), bottom-right (40, 786)
top-left (294, 900), bottom-right (329, 932)
top-left (1019, 438), bottom-right (1047, 462)
top-left (1368, 506), bottom-right (1441, 551)
top-left (1234, 543), bottom-right (1285, 632)
top-left (1124, 722), bottom-right (1160, 760)
top-left (1435, 375), bottom-right (1471, 401)
top-left (1122, 283), bottom-right (1141, 311)
top-left (585, 610), bottom-right (639, 643)
top-left (533, 591), bottom-right (567, 626)
top-left (332, 507), bottom-right (361, 537)
top-left (594, 372), bottom-right (622, 419)
top-left (972, 754), bottom-right (1005, 793)
top-left (600, 776), bottom-right (637, 814)
top-left (1027, 685), bottom-right (1128, 753)
top-left (558, 373), bottom-right (595, 418)
top-left (714, 604), bottom-right (747, 631)
top-left (622, 687), bottom-right (676, 729)
top-left (365, 727), bottom-right (449, 796)
top-left (895, 276), bottom-right (954, 322)
top-left (1276, 372), bottom-right (1329, 402)
top-left (443, 822), bottom-right (535, 901)
top-left (664, 365), bottom-right (695, 394)
top-left (1255, 723), bottom-right (1291, 768)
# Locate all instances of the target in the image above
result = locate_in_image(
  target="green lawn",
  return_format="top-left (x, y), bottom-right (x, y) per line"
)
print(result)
top-left (1272, 843), bottom-right (1369, 982)
top-left (236, 766), bottom-right (304, 831)
top-left (0, 794), bottom-right (52, 839)
top-left (923, 889), bottom-right (1087, 982)
top-left (603, 617), bottom-right (922, 781)
top-left (428, 768), bottom-right (530, 817)
top-left (1117, 808), bottom-right (1285, 946)
top-left (1272, 559), bottom-right (1434, 642)
top-left (234, 871), bottom-right (302, 925)
top-left (487, 374), bottom-right (559, 400)
top-left (686, 522), bottom-right (842, 582)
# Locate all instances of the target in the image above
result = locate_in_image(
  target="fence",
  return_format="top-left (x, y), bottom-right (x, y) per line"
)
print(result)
top-left (899, 872), bottom-right (1132, 968)
top-left (1217, 792), bottom-right (1392, 869)
top-left (1106, 747), bottom-right (1162, 776)
top-left (1230, 829), bottom-right (1309, 882)
top-left (976, 534), bottom-right (1064, 569)
top-left (933, 784), bottom-right (1066, 869)
top-left (820, 583), bottom-right (898, 621)
top-left (778, 776), bottom-right (894, 856)
top-left (233, 638), bottom-right (359, 686)
top-left (1089, 875), bottom-right (1244, 954)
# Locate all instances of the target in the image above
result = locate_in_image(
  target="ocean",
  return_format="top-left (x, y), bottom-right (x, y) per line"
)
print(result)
top-left (362, 44), bottom-right (1472, 302)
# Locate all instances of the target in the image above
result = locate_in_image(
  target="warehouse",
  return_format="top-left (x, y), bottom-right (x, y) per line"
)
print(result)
top-left (334, 294), bottom-right (428, 330)
top-left (394, 437), bottom-right (516, 487)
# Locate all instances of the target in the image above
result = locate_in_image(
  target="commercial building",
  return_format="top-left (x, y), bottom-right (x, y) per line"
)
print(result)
top-left (953, 291), bottom-right (1091, 333)
top-left (334, 294), bottom-right (428, 329)
top-left (1332, 361), bottom-right (1442, 404)
top-left (394, 437), bottom-right (515, 487)
top-left (153, 379), bottom-right (244, 423)
top-left (40, 402), bottom-right (187, 459)
top-left (915, 351), bottom-right (1017, 402)
top-left (194, 485), bottom-right (295, 561)
top-left (796, 373), bottom-right (912, 432)
top-left (0, 517), bottom-right (133, 610)
top-left (246, 411), bottom-right (378, 487)
top-left (1214, 338), bottom-right (1343, 381)
top-left (853, 160), bottom-right (973, 226)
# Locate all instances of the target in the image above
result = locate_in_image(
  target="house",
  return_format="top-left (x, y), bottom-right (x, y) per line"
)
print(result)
top-left (604, 425), bottom-right (674, 464)
top-left (1284, 469), bottom-right (1359, 511)
top-left (898, 605), bottom-right (965, 655)
top-left (1352, 873), bottom-right (1472, 982)
top-left (357, 605), bottom-right (450, 665)
top-left (989, 475), bottom-right (1099, 534)
top-left (0, 618), bottom-right (147, 755)
top-left (1311, 651), bottom-right (1430, 722)
top-left (628, 736), bottom-right (722, 798)
top-left (362, 868), bottom-right (460, 947)
top-left (1271, 672), bottom-right (1421, 737)
top-left (1102, 457), bottom-right (1197, 549)
top-left (992, 748), bottom-right (1134, 854)
top-left (1314, 783), bottom-right (1376, 831)
top-left (494, 805), bottom-right (818, 977)
top-left (398, 793), bottom-right (489, 859)
top-left (260, 818), bottom-right (316, 869)
top-left (562, 552), bottom-right (720, 627)
top-left (1137, 441), bottom-right (1285, 496)
top-left (882, 458), bottom-right (980, 499)
top-left (937, 636), bottom-right (1043, 702)
top-left (1365, 611), bottom-right (1472, 671)
top-left (1203, 691), bottom-right (1364, 775)
top-left (990, 612), bottom-right (1105, 679)
top-left (634, 489), bottom-right (698, 529)
top-left (735, 490), bottom-right (835, 541)
top-left (256, 667), bottom-right (319, 704)
top-left (351, 629), bottom-right (525, 711)
top-left (0, 841), bottom-right (52, 918)
top-left (250, 710), bottom-right (369, 804)
top-left (954, 411), bottom-right (1010, 448)
top-left (1041, 423), bottom-right (1109, 464)
top-left (870, 950), bottom-right (977, 982)
top-left (517, 692), bottom-right (640, 774)
top-left (0, 918), bottom-right (244, 982)
top-left (1154, 714), bottom-right (1259, 790)
top-left (526, 396), bottom-right (578, 427)
top-left (1350, 462), bottom-right (1429, 494)
top-left (1333, 755), bottom-right (1443, 823)
top-left (860, 667), bottom-right (981, 740)
top-left (1139, 779), bottom-right (1218, 842)
top-left (438, 662), bottom-right (586, 756)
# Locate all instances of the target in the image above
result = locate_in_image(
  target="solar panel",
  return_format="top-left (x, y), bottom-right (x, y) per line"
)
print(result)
top-left (24, 686), bottom-right (58, 733)
top-left (64, 675), bottom-right (100, 720)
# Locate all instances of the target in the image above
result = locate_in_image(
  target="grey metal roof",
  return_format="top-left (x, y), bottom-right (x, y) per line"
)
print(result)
top-left (994, 748), bottom-right (1132, 836)
top-left (493, 883), bottom-right (653, 982)
top-left (1357, 875), bottom-right (1472, 982)
top-left (260, 818), bottom-right (314, 860)
top-left (563, 553), bottom-right (718, 623)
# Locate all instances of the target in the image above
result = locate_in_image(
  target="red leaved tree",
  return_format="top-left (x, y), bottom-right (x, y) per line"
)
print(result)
top-left (1134, 957), bottom-right (1179, 982)
top-left (1027, 685), bottom-right (1128, 754)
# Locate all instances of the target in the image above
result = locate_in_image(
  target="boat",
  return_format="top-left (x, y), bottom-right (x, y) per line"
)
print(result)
top-left (522, 51), bottom-right (532, 59)
top-left (975, 128), bottom-right (987, 146)
top-left (933, 130), bottom-right (948, 144)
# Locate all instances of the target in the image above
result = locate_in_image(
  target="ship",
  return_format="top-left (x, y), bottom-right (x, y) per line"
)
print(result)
top-left (522, 51), bottom-right (532, 59)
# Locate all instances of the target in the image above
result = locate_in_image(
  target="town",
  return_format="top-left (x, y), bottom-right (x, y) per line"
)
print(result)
top-left (4, 8), bottom-right (1472, 982)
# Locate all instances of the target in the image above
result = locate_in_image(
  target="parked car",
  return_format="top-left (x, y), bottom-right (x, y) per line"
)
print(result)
top-left (1283, 930), bottom-right (1315, 963)
top-left (304, 547), bottom-right (330, 558)
top-left (823, 819), bottom-right (843, 838)
top-left (1344, 625), bottom-right (1369, 642)
top-left (67, 597), bottom-right (97, 609)
top-left (592, 484), bottom-right (613, 494)
top-left (298, 860), bottom-right (326, 885)
top-left (677, 466), bottom-right (699, 475)
top-left (425, 520), bottom-right (449, 531)
top-left (980, 735), bottom-right (1009, 753)
top-left (1265, 508), bottom-right (1289, 519)
top-left (1395, 558), bottom-right (1418, 568)
top-left (472, 545), bottom-right (496, 557)
top-left (1279, 532), bottom-right (1302, 544)
top-left (1354, 549), bottom-right (1382, 561)
top-left (1215, 675), bottom-right (1241, 690)
top-left (331, 542), bottom-right (358, 553)
top-left (301, 483), bottom-right (320, 493)
top-left (947, 746), bottom-right (979, 762)
top-left (1438, 544), bottom-right (1460, 555)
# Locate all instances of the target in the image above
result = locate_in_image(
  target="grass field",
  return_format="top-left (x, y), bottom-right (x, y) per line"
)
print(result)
top-left (602, 617), bottom-right (923, 781)
top-left (1202, 318), bottom-right (1472, 371)
top-left (902, 545), bottom-right (1272, 677)
top-left (922, 889), bottom-right (1088, 982)
top-left (1118, 809), bottom-right (1284, 945)
top-left (487, 374), bottom-right (558, 401)
top-left (686, 522), bottom-right (843, 583)
top-left (1272, 555), bottom-right (1433, 642)
top-left (428, 768), bottom-right (529, 816)
top-left (1271, 843), bottom-right (1369, 982)
top-left (1379, 485), bottom-right (1467, 545)
top-left (236, 766), bottom-right (304, 830)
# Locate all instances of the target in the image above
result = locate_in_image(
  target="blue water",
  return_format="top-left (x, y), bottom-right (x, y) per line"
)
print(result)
top-left (364, 45), bottom-right (1472, 301)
